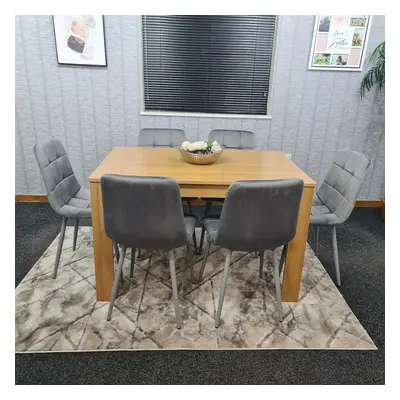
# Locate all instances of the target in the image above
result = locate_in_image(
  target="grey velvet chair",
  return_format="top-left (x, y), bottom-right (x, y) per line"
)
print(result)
top-left (208, 129), bottom-right (256, 149)
top-left (198, 178), bottom-right (304, 327)
top-left (310, 149), bottom-right (372, 286)
top-left (101, 174), bottom-right (197, 329)
top-left (199, 129), bottom-right (256, 253)
top-left (138, 128), bottom-right (187, 148)
top-left (33, 138), bottom-right (92, 279)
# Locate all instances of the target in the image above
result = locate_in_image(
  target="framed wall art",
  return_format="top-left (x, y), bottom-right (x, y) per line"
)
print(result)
top-left (53, 15), bottom-right (107, 66)
top-left (309, 15), bottom-right (372, 71)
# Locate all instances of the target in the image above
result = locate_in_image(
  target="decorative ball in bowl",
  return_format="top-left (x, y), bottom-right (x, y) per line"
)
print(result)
top-left (178, 140), bottom-right (223, 165)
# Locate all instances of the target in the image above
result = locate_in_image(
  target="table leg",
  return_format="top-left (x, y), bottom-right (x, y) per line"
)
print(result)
top-left (90, 182), bottom-right (114, 301)
top-left (281, 186), bottom-right (314, 302)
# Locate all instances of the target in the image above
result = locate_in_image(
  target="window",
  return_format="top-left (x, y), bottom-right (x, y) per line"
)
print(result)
top-left (142, 15), bottom-right (277, 116)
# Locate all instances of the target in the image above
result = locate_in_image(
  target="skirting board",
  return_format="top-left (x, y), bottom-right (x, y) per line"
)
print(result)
top-left (15, 194), bottom-right (384, 208)
top-left (15, 194), bottom-right (48, 202)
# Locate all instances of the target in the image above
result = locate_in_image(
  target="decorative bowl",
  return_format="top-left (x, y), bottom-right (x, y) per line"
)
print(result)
top-left (178, 147), bottom-right (223, 165)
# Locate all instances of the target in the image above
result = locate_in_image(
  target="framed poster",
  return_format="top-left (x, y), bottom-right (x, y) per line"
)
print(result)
top-left (53, 15), bottom-right (107, 66)
top-left (309, 15), bottom-right (372, 71)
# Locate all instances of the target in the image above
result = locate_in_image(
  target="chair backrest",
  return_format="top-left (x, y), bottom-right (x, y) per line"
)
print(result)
top-left (138, 128), bottom-right (187, 147)
top-left (33, 138), bottom-right (81, 214)
top-left (316, 149), bottom-right (373, 223)
top-left (100, 174), bottom-right (188, 250)
top-left (208, 129), bottom-right (255, 149)
top-left (215, 179), bottom-right (304, 252)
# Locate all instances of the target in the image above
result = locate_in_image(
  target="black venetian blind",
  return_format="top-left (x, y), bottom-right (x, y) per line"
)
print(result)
top-left (142, 15), bottom-right (276, 115)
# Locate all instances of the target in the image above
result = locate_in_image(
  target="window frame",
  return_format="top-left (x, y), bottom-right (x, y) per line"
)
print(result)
top-left (139, 15), bottom-right (279, 119)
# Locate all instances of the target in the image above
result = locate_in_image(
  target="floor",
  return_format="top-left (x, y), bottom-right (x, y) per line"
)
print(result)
top-left (15, 203), bottom-right (385, 384)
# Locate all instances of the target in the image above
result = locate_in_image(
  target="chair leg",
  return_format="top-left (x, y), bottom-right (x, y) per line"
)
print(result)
top-left (315, 226), bottom-right (320, 256)
top-left (130, 248), bottom-right (136, 278)
top-left (73, 218), bottom-right (79, 251)
top-left (272, 249), bottom-right (283, 322)
top-left (198, 241), bottom-right (211, 282)
top-left (168, 250), bottom-right (182, 329)
top-left (199, 226), bottom-right (206, 255)
top-left (204, 199), bottom-right (212, 216)
top-left (107, 246), bottom-right (126, 321)
top-left (279, 244), bottom-right (288, 281)
top-left (187, 200), bottom-right (193, 215)
top-left (215, 250), bottom-right (232, 328)
top-left (137, 249), bottom-right (142, 259)
top-left (113, 241), bottom-right (120, 263)
top-left (332, 226), bottom-right (341, 286)
top-left (53, 217), bottom-right (67, 279)
top-left (192, 231), bottom-right (198, 255)
top-left (186, 244), bottom-right (195, 282)
top-left (259, 250), bottom-right (265, 278)
top-left (199, 200), bottom-right (213, 254)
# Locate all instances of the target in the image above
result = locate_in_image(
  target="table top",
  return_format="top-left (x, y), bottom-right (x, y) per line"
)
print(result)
top-left (89, 147), bottom-right (316, 188)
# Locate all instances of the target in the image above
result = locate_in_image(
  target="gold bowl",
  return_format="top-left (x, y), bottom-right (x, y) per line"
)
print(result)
top-left (178, 147), bottom-right (223, 165)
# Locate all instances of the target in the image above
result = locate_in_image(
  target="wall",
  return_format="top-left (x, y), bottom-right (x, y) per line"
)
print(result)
top-left (15, 15), bottom-right (385, 199)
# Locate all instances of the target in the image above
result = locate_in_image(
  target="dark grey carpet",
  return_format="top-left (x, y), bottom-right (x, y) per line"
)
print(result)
top-left (15, 203), bottom-right (384, 385)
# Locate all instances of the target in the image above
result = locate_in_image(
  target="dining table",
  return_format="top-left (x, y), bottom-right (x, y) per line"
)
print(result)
top-left (89, 147), bottom-right (316, 302)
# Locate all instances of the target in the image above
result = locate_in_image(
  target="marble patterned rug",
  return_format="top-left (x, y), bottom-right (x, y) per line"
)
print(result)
top-left (15, 227), bottom-right (376, 352)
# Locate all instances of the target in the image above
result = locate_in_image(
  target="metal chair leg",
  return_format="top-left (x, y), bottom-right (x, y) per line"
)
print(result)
top-left (107, 246), bottom-right (126, 321)
top-left (130, 247), bottom-right (136, 278)
top-left (199, 226), bottom-right (206, 255)
top-left (113, 241), bottom-right (120, 263)
top-left (192, 231), bottom-right (198, 255)
top-left (315, 226), bottom-right (320, 256)
top-left (259, 250), bottom-right (265, 278)
top-left (215, 250), bottom-right (232, 328)
top-left (73, 218), bottom-right (79, 251)
top-left (53, 217), bottom-right (67, 279)
top-left (186, 244), bottom-right (195, 282)
top-left (187, 200), bottom-right (193, 215)
top-left (272, 249), bottom-right (283, 322)
top-left (198, 241), bottom-right (211, 282)
top-left (279, 244), bottom-right (288, 279)
top-left (199, 200), bottom-right (212, 254)
top-left (168, 250), bottom-right (182, 329)
top-left (332, 226), bottom-right (341, 286)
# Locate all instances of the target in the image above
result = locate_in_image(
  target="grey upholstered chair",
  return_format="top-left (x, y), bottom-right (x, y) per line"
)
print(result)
top-left (138, 128), bottom-right (187, 148)
top-left (199, 129), bottom-right (256, 253)
top-left (198, 179), bottom-right (304, 327)
top-left (208, 129), bottom-right (256, 149)
top-left (310, 149), bottom-right (372, 286)
top-left (101, 174), bottom-right (197, 329)
top-left (33, 138), bottom-right (92, 279)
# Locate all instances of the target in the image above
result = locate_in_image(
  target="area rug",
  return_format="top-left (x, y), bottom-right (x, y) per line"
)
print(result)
top-left (15, 227), bottom-right (376, 352)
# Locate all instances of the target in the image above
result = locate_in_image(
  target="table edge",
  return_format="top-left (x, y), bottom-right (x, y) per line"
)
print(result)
top-left (89, 177), bottom-right (316, 187)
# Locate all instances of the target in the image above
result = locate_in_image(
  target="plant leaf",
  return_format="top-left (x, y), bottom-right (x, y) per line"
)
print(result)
top-left (360, 41), bottom-right (385, 98)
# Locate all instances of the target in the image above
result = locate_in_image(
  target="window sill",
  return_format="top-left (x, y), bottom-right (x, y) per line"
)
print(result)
top-left (140, 111), bottom-right (272, 120)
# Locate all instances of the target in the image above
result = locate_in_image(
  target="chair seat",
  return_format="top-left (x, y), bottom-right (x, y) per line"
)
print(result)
top-left (310, 205), bottom-right (340, 226)
top-left (59, 188), bottom-right (92, 218)
top-left (203, 218), bottom-right (220, 244)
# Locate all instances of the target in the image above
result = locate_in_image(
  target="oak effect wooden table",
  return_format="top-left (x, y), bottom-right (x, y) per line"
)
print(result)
top-left (89, 147), bottom-right (316, 302)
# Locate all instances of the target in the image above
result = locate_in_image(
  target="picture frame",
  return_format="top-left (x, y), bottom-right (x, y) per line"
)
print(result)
top-left (308, 15), bottom-right (372, 71)
top-left (53, 15), bottom-right (107, 67)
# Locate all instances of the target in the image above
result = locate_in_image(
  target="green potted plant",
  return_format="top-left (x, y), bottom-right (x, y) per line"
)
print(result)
top-left (360, 41), bottom-right (385, 219)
